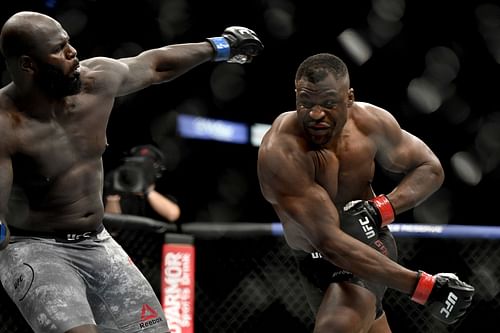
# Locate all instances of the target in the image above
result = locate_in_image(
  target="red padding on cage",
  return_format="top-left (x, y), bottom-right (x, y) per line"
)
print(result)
top-left (161, 242), bottom-right (196, 333)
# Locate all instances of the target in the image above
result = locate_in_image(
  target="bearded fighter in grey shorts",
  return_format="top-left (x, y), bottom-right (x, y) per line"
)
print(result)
top-left (0, 11), bottom-right (262, 333)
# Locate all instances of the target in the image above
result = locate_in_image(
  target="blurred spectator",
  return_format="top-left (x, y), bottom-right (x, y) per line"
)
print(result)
top-left (104, 144), bottom-right (181, 223)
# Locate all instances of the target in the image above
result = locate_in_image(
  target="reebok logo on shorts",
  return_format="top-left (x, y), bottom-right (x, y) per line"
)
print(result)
top-left (139, 303), bottom-right (163, 329)
top-left (141, 303), bottom-right (158, 321)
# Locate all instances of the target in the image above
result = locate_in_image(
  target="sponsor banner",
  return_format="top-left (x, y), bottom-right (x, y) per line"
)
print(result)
top-left (161, 242), bottom-right (195, 333)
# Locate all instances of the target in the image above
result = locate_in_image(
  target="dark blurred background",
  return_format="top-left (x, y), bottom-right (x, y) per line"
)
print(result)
top-left (1, 0), bottom-right (500, 226)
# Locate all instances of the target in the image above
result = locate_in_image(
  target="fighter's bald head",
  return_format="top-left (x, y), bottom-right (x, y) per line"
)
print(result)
top-left (0, 11), bottom-right (62, 59)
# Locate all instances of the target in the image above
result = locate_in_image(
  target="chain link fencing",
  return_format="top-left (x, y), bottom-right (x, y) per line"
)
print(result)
top-left (0, 218), bottom-right (497, 333)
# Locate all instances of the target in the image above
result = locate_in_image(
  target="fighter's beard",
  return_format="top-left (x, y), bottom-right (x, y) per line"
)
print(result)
top-left (34, 62), bottom-right (82, 98)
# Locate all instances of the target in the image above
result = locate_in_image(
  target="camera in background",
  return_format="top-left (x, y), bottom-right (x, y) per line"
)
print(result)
top-left (111, 156), bottom-right (156, 193)
top-left (107, 145), bottom-right (166, 194)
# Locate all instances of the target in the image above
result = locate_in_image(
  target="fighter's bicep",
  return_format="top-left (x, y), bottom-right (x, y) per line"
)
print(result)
top-left (377, 129), bottom-right (434, 173)
top-left (257, 148), bottom-right (314, 203)
top-left (115, 57), bottom-right (157, 97)
top-left (258, 152), bottom-right (340, 244)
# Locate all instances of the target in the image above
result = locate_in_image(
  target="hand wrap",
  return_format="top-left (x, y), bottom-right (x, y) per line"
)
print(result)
top-left (368, 194), bottom-right (395, 227)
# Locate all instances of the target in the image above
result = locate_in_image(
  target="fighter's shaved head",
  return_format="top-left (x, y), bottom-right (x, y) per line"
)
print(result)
top-left (0, 11), bottom-right (61, 58)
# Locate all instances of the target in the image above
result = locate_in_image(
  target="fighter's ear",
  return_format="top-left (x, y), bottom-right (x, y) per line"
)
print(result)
top-left (19, 55), bottom-right (36, 73)
top-left (347, 88), bottom-right (355, 106)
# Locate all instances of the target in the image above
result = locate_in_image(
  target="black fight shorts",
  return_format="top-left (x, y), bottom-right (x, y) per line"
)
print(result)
top-left (293, 226), bottom-right (398, 319)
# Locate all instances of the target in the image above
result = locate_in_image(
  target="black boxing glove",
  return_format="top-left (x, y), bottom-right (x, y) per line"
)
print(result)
top-left (207, 26), bottom-right (264, 64)
top-left (411, 271), bottom-right (475, 324)
top-left (341, 195), bottom-right (395, 245)
top-left (0, 219), bottom-right (10, 250)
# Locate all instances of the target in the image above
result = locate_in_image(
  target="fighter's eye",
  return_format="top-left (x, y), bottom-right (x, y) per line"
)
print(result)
top-left (322, 100), bottom-right (337, 108)
top-left (298, 101), bottom-right (314, 109)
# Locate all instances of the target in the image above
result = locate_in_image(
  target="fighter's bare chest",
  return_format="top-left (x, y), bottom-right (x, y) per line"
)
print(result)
top-left (312, 138), bottom-right (376, 203)
top-left (13, 114), bottom-right (107, 177)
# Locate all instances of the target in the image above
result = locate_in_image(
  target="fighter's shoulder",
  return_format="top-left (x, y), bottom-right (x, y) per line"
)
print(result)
top-left (80, 57), bottom-right (128, 72)
top-left (350, 102), bottom-right (400, 132)
top-left (79, 57), bottom-right (128, 92)
top-left (351, 101), bottom-right (393, 119)
top-left (262, 111), bottom-right (299, 144)
top-left (0, 91), bottom-right (18, 149)
top-left (0, 88), bottom-right (16, 120)
top-left (259, 111), bottom-right (306, 165)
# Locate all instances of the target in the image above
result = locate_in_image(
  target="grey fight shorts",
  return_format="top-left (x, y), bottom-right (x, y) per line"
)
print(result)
top-left (0, 227), bottom-right (170, 333)
top-left (293, 226), bottom-right (398, 320)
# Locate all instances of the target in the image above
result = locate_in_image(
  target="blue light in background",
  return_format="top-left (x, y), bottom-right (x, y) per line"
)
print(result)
top-left (45, 0), bottom-right (57, 9)
top-left (177, 114), bottom-right (249, 144)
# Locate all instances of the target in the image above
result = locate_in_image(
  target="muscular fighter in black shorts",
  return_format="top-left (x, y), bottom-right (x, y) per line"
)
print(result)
top-left (257, 53), bottom-right (474, 332)
top-left (0, 11), bottom-right (262, 333)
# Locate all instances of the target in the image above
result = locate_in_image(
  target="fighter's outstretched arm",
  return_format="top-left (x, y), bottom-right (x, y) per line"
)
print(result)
top-left (83, 26), bottom-right (263, 97)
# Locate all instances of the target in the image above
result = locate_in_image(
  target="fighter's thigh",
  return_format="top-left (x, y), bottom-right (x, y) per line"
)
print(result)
top-left (92, 239), bottom-right (168, 332)
top-left (0, 242), bottom-right (94, 332)
top-left (314, 282), bottom-right (377, 333)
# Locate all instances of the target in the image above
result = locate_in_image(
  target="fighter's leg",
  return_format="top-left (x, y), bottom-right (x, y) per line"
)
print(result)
top-left (65, 325), bottom-right (99, 333)
top-left (0, 239), bottom-right (97, 333)
top-left (88, 236), bottom-right (169, 332)
top-left (314, 281), bottom-right (378, 333)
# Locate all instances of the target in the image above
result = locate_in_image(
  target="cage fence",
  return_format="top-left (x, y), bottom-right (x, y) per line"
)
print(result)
top-left (0, 217), bottom-right (498, 333)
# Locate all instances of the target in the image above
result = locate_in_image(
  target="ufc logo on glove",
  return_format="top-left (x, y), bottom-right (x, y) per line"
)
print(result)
top-left (358, 216), bottom-right (376, 239)
top-left (440, 292), bottom-right (458, 318)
